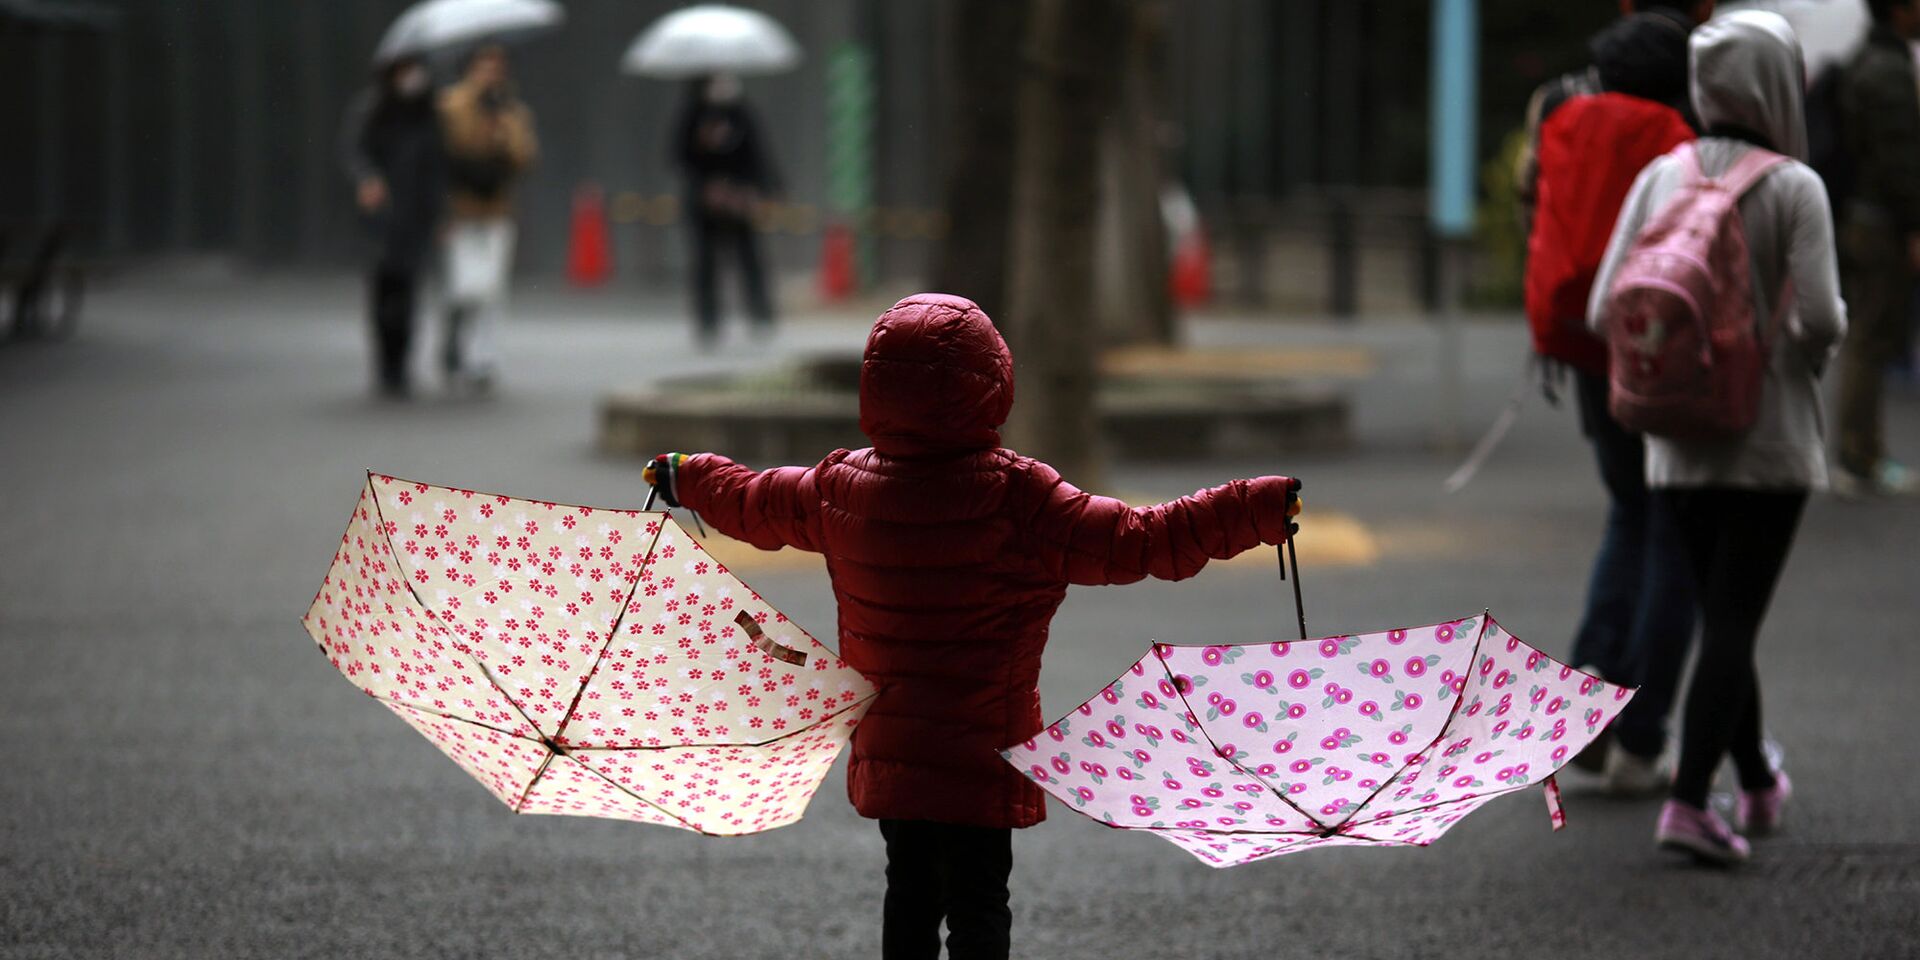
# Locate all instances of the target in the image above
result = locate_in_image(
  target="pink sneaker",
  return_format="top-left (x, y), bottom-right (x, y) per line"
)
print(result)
top-left (1656, 800), bottom-right (1750, 865)
top-left (1735, 771), bottom-right (1791, 837)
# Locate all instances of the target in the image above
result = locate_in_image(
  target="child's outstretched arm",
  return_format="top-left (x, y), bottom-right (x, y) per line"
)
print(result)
top-left (1016, 460), bottom-right (1299, 586)
top-left (646, 452), bottom-right (823, 553)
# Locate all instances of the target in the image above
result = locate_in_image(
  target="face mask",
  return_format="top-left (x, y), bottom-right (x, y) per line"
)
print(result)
top-left (395, 66), bottom-right (430, 98)
top-left (706, 74), bottom-right (742, 104)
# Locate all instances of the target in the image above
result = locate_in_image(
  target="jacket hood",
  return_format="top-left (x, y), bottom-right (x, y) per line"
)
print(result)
top-left (1590, 9), bottom-right (1693, 109)
top-left (858, 294), bottom-right (1014, 458)
top-left (1689, 10), bottom-right (1809, 161)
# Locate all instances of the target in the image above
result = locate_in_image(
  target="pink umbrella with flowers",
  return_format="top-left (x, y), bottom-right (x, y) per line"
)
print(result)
top-left (302, 472), bottom-right (877, 835)
top-left (1002, 544), bottom-right (1633, 866)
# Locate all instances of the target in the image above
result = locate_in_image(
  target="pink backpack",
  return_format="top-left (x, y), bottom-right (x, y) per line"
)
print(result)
top-left (1602, 143), bottom-right (1789, 439)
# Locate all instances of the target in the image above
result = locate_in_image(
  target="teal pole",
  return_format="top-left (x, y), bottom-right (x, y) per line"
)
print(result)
top-left (1429, 0), bottom-right (1478, 452)
top-left (1429, 0), bottom-right (1478, 238)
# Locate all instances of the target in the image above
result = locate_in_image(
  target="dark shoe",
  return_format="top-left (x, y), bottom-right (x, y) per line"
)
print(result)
top-left (1569, 725), bottom-right (1612, 774)
top-left (1833, 461), bottom-right (1920, 498)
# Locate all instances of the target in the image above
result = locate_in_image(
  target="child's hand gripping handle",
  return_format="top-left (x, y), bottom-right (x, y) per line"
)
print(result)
top-left (643, 452), bottom-right (708, 535)
top-left (643, 453), bottom-right (689, 508)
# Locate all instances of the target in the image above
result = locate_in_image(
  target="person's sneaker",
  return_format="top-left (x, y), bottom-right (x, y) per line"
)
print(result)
top-left (1656, 800), bottom-right (1750, 865)
top-left (1569, 724), bottom-right (1611, 774)
top-left (1735, 770), bottom-right (1791, 837)
top-left (1603, 746), bottom-right (1668, 797)
top-left (1834, 460), bottom-right (1920, 497)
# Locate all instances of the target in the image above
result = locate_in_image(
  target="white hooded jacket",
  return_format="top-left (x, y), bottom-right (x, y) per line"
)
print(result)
top-left (1589, 10), bottom-right (1848, 491)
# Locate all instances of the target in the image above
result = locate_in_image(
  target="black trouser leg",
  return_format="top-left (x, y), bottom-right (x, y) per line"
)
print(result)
top-left (441, 305), bottom-right (467, 376)
top-left (370, 267), bottom-right (415, 390)
top-left (1662, 488), bottom-right (1805, 808)
top-left (1569, 371), bottom-right (1648, 681)
top-left (691, 215), bottom-right (721, 343)
top-left (880, 820), bottom-right (946, 960)
top-left (1838, 220), bottom-right (1912, 474)
top-left (1728, 673), bottom-right (1773, 791)
top-left (733, 219), bottom-right (774, 327)
top-left (937, 825), bottom-right (1012, 960)
top-left (1612, 493), bottom-right (1697, 759)
top-left (878, 820), bottom-right (1013, 960)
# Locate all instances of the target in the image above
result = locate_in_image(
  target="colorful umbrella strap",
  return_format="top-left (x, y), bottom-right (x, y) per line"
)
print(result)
top-left (1544, 774), bottom-right (1567, 831)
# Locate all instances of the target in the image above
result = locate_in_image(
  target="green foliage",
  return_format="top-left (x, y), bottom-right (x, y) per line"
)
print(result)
top-left (1468, 128), bottom-right (1530, 308)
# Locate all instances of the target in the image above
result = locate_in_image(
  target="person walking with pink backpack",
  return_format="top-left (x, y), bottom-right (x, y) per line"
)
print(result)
top-left (1588, 11), bottom-right (1846, 865)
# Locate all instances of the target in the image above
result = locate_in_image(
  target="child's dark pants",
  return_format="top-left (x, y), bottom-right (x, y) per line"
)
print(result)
top-left (878, 819), bottom-right (1012, 960)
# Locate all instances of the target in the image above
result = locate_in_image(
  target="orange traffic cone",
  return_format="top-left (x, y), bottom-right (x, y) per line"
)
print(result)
top-left (1170, 225), bottom-right (1212, 308)
top-left (567, 183), bottom-right (612, 287)
top-left (819, 222), bottom-right (856, 302)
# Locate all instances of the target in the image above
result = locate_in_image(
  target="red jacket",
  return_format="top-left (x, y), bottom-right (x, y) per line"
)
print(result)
top-left (676, 294), bottom-right (1297, 828)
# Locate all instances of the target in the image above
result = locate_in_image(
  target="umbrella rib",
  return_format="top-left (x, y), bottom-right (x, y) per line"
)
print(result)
top-left (573, 689), bottom-right (880, 751)
top-left (366, 480), bottom-right (548, 740)
top-left (1146, 824), bottom-right (1414, 848)
top-left (513, 751), bottom-right (557, 812)
top-left (1152, 651), bottom-right (1324, 829)
top-left (1326, 614), bottom-right (1493, 835)
top-left (1329, 783), bottom-right (1521, 834)
top-left (550, 750), bottom-right (708, 834)
top-left (372, 693), bottom-right (548, 745)
top-left (548, 516), bottom-right (669, 745)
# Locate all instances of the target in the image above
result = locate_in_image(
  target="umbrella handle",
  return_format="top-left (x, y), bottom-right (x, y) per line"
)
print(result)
top-left (1278, 522), bottom-right (1306, 641)
top-left (642, 485), bottom-right (708, 537)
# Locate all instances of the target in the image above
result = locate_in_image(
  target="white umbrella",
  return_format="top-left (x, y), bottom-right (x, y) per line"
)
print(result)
top-left (621, 4), bottom-right (801, 78)
top-left (1720, 0), bottom-right (1868, 78)
top-left (375, 0), bottom-right (566, 65)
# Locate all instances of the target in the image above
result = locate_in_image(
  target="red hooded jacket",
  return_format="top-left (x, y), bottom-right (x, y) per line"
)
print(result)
top-left (675, 294), bottom-right (1298, 828)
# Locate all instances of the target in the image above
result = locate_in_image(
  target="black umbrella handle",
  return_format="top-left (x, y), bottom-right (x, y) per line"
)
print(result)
top-left (642, 485), bottom-right (708, 537)
top-left (1278, 521), bottom-right (1306, 641)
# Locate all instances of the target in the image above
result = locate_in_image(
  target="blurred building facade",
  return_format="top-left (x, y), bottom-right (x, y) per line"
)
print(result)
top-left (4, 0), bottom-right (1605, 311)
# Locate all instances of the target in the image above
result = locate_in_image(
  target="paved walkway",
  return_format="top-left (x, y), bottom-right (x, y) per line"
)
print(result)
top-left (1, 273), bottom-right (1914, 958)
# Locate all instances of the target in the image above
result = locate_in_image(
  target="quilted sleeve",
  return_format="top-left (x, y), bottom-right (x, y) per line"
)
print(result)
top-left (1017, 459), bottom-right (1297, 586)
top-left (673, 453), bottom-right (823, 553)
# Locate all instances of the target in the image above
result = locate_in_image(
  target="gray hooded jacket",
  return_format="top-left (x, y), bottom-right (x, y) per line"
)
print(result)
top-left (1589, 11), bottom-right (1848, 491)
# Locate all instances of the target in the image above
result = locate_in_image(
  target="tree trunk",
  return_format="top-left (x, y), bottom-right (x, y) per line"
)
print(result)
top-left (1098, 0), bottom-right (1175, 347)
top-left (1004, 0), bottom-right (1130, 491)
top-left (928, 0), bottom-right (1027, 322)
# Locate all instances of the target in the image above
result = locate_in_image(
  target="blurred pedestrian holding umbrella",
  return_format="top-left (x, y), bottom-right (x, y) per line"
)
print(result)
top-left (1004, 607), bottom-right (1633, 867)
top-left (625, 5), bottom-right (796, 349)
top-left (340, 54), bottom-right (443, 398)
top-left (302, 473), bottom-right (878, 834)
top-left (374, 0), bottom-right (565, 65)
top-left (621, 4), bottom-right (801, 79)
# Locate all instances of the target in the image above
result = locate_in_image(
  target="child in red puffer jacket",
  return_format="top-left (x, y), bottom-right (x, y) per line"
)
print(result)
top-left (644, 293), bottom-right (1299, 958)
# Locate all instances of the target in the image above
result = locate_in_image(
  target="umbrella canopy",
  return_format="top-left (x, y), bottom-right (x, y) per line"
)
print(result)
top-left (303, 473), bottom-right (877, 835)
top-left (622, 4), bottom-right (801, 78)
top-left (1002, 614), bottom-right (1633, 866)
top-left (374, 0), bottom-right (565, 65)
top-left (1721, 0), bottom-right (1868, 79)
top-left (0, 0), bottom-right (120, 31)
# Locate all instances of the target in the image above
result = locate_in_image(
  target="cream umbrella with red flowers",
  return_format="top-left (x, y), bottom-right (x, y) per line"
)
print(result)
top-left (302, 472), bottom-right (876, 835)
